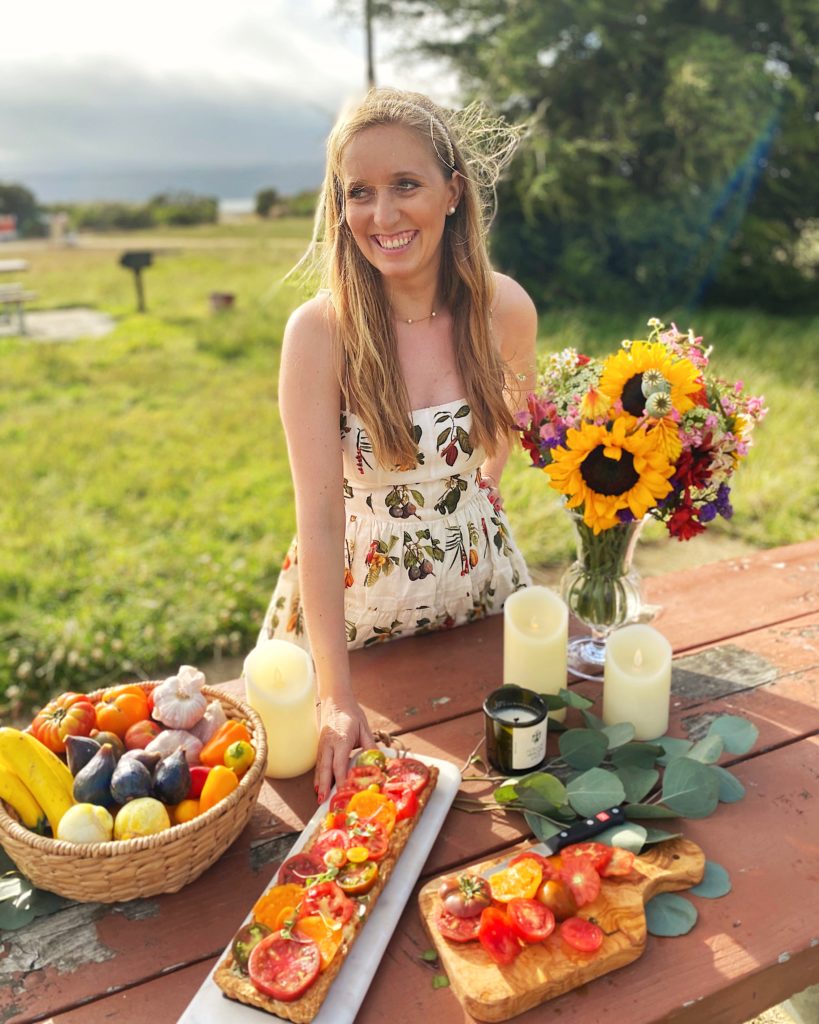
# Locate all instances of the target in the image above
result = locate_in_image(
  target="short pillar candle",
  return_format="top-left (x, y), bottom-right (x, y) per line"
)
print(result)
top-left (503, 586), bottom-right (568, 720)
top-left (602, 624), bottom-right (672, 740)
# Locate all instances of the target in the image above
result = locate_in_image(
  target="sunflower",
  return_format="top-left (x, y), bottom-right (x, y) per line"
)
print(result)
top-left (545, 417), bottom-right (675, 533)
top-left (599, 341), bottom-right (702, 419)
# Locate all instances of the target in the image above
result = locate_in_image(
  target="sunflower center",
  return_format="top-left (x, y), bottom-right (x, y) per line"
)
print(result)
top-left (581, 445), bottom-right (640, 496)
top-left (621, 373), bottom-right (646, 416)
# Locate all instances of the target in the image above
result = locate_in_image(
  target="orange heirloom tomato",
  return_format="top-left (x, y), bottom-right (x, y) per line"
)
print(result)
top-left (200, 720), bottom-right (251, 768)
top-left (294, 915), bottom-right (344, 971)
top-left (199, 764), bottom-right (239, 813)
top-left (95, 685), bottom-right (150, 738)
top-left (31, 692), bottom-right (96, 753)
top-left (488, 859), bottom-right (543, 903)
top-left (252, 883), bottom-right (305, 931)
top-left (346, 789), bottom-right (397, 836)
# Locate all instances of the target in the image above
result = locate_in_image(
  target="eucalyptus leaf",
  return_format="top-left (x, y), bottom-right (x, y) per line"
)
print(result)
top-left (602, 722), bottom-right (636, 749)
top-left (645, 893), bottom-right (698, 936)
top-left (517, 772), bottom-right (568, 807)
top-left (624, 802), bottom-right (679, 819)
top-left (595, 821), bottom-right (647, 852)
top-left (615, 765), bottom-right (659, 804)
top-left (689, 861), bottom-right (732, 899)
top-left (706, 715), bottom-right (759, 755)
top-left (559, 729), bottom-right (609, 770)
top-left (710, 764), bottom-right (746, 803)
top-left (580, 708), bottom-right (605, 731)
top-left (524, 811), bottom-right (564, 842)
top-left (687, 734), bottom-right (725, 764)
top-left (611, 742), bottom-right (663, 770)
top-left (656, 737), bottom-right (693, 765)
top-left (558, 688), bottom-right (594, 710)
top-left (539, 693), bottom-right (569, 711)
top-left (494, 783), bottom-right (520, 805)
top-left (661, 758), bottom-right (720, 818)
top-left (566, 768), bottom-right (625, 817)
top-left (642, 827), bottom-right (683, 846)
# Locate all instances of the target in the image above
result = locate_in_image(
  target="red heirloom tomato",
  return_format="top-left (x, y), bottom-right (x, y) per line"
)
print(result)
top-left (384, 757), bottom-right (429, 795)
top-left (560, 859), bottom-right (601, 908)
top-left (298, 881), bottom-right (355, 926)
top-left (559, 916), bottom-right (604, 953)
top-left (435, 907), bottom-right (481, 943)
top-left (248, 932), bottom-right (321, 1001)
top-left (278, 852), bottom-right (325, 886)
top-left (346, 764), bottom-right (386, 790)
top-left (600, 847), bottom-right (637, 877)
top-left (390, 787), bottom-right (419, 821)
top-left (438, 873), bottom-right (492, 919)
top-left (346, 819), bottom-right (389, 862)
top-left (124, 719), bottom-right (163, 750)
top-left (31, 692), bottom-right (96, 753)
top-left (561, 842), bottom-right (613, 875)
top-left (477, 906), bottom-right (522, 965)
top-left (507, 898), bottom-right (556, 943)
top-left (311, 829), bottom-right (349, 865)
top-left (329, 786), bottom-right (358, 813)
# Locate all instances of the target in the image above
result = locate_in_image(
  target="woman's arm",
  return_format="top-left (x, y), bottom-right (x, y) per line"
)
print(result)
top-left (278, 297), bottom-right (374, 801)
top-left (480, 273), bottom-right (539, 494)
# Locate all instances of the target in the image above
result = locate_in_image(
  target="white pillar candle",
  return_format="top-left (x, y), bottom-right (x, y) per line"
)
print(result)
top-left (503, 586), bottom-right (569, 721)
top-left (242, 639), bottom-right (319, 779)
top-left (602, 624), bottom-right (672, 740)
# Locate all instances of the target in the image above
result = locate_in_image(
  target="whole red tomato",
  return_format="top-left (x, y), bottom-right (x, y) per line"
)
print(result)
top-left (124, 719), bottom-right (163, 750)
top-left (31, 692), bottom-right (96, 753)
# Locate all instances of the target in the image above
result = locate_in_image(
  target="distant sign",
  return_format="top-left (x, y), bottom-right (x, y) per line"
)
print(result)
top-left (0, 214), bottom-right (17, 241)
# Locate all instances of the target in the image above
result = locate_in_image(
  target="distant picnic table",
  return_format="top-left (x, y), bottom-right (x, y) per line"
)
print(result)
top-left (0, 259), bottom-right (36, 334)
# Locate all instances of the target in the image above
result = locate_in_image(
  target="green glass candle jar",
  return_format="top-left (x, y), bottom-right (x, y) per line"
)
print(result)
top-left (483, 685), bottom-right (549, 774)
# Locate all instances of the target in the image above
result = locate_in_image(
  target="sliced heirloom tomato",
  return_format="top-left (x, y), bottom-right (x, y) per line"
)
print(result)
top-left (336, 859), bottom-right (378, 896)
top-left (436, 906), bottom-right (481, 943)
top-left (346, 790), bottom-right (397, 835)
top-left (248, 932), bottom-right (321, 1002)
top-left (390, 787), bottom-right (419, 822)
top-left (384, 757), bottom-right (430, 795)
top-left (507, 898), bottom-right (555, 943)
top-left (294, 915), bottom-right (344, 971)
top-left (559, 859), bottom-right (601, 908)
top-left (252, 884), bottom-right (306, 931)
top-left (509, 851), bottom-right (560, 881)
top-left (278, 852), bottom-right (325, 886)
top-left (600, 847), bottom-right (637, 877)
top-left (559, 916), bottom-right (604, 953)
top-left (560, 842), bottom-right (613, 875)
top-left (310, 828), bottom-right (350, 866)
top-left (478, 906), bottom-right (522, 965)
top-left (231, 922), bottom-right (272, 972)
top-left (329, 786), bottom-right (358, 813)
top-left (298, 881), bottom-right (355, 926)
top-left (346, 820), bottom-right (389, 862)
top-left (488, 858), bottom-right (542, 903)
top-left (345, 764), bottom-right (386, 790)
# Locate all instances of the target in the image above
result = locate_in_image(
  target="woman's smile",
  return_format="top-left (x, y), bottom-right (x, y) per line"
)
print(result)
top-left (372, 230), bottom-right (418, 252)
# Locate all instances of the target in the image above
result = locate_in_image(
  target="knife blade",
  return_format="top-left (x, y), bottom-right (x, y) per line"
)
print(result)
top-left (482, 806), bottom-right (626, 879)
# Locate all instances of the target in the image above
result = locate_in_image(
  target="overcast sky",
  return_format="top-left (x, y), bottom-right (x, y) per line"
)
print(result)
top-left (2, 0), bottom-right (459, 198)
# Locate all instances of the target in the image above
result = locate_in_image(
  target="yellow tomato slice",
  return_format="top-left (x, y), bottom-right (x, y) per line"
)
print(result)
top-left (488, 859), bottom-right (543, 903)
top-left (346, 845), bottom-right (370, 864)
top-left (294, 914), bottom-right (344, 971)
top-left (252, 883), bottom-right (305, 930)
top-left (346, 790), bottom-right (397, 836)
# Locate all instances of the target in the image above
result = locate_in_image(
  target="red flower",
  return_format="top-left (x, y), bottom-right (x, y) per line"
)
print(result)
top-left (668, 504), bottom-right (705, 541)
top-left (673, 436), bottom-right (714, 490)
top-left (576, 354), bottom-right (591, 366)
top-left (691, 384), bottom-right (710, 407)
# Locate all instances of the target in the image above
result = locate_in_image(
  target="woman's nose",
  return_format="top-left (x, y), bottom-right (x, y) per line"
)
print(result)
top-left (372, 189), bottom-right (400, 229)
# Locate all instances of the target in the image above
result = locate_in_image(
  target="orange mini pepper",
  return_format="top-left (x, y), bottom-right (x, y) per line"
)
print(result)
top-left (199, 764), bottom-right (239, 813)
top-left (200, 720), bottom-right (251, 767)
top-left (95, 685), bottom-right (150, 738)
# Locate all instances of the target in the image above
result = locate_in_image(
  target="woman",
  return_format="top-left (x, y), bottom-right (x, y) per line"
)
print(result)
top-left (259, 88), bottom-right (537, 800)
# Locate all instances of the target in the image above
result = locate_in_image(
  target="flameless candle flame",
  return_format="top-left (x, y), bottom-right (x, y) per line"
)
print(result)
top-left (634, 648), bottom-right (643, 669)
top-left (529, 617), bottom-right (541, 633)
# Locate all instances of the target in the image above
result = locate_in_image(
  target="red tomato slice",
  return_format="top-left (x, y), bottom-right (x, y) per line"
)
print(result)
top-left (478, 906), bottom-right (521, 965)
top-left (507, 898), bottom-right (556, 943)
top-left (509, 851), bottom-right (560, 880)
top-left (298, 881), bottom-right (355, 926)
top-left (435, 907), bottom-right (481, 943)
top-left (559, 916), bottom-right (604, 953)
top-left (559, 859), bottom-right (601, 907)
top-left (278, 852), bottom-right (325, 886)
top-left (390, 787), bottom-right (419, 822)
top-left (247, 932), bottom-right (321, 1001)
top-left (345, 764), bottom-right (386, 790)
top-left (561, 842), bottom-right (613, 875)
top-left (346, 819), bottom-right (389, 862)
top-left (329, 786), bottom-right (358, 813)
top-left (600, 847), bottom-right (637, 877)
top-left (384, 757), bottom-right (430, 794)
top-left (310, 829), bottom-right (349, 865)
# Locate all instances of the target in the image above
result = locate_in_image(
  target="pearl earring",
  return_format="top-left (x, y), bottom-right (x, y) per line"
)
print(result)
top-left (447, 206), bottom-right (456, 215)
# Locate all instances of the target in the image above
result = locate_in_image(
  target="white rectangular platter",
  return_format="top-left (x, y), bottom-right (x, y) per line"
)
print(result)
top-left (179, 751), bottom-right (461, 1024)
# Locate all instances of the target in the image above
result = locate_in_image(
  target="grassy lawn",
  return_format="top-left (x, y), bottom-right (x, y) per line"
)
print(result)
top-left (2, 218), bottom-right (817, 713)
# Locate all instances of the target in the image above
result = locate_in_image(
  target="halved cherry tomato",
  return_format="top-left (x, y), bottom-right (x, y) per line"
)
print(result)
top-left (561, 842), bottom-right (613, 875)
top-left (329, 786), bottom-right (358, 813)
top-left (384, 757), bottom-right (429, 794)
top-left (536, 879), bottom-right (578, 922)
top-left (95, 685), bottom-right (150, 738)
top-left (346, 819), bottom-right (389, 862)
top-left (488, 858), bottom-right (542, 902)
top-left (323, 846), bottom-right (347, 869)
top-left (31, 692), bottom-right (96, 753)
top-left (346, 764), bottom-right (386, 790)
top-left (435, 906), bottom-right (481, 943)
top-left (252, 883), bottom-right (306, 931)
top-left (248, 931), bottom-right (321, 1001)
top-left (507, 898), bottom-right (556, 943)
top-left (478, 906), bottom-right (521, 965)
top-left (311, 828), bottom-right (350, 866)
top-left (298, 881), bottom-right (355, 926)
top-left (294, 915), bottom-right (344, 971)
top-left (336, 859), bottom-right (378, 896)
top-left (390, 787), bottom-right (419, 822)
top-left (346, 790), bottom-right (397, 835)
top-left (559, 916), bottom-right (604, 953)
top-left (600, 847), bottom-right (637, 877)
top-left (559, 859), bottom-right (601, 908)
top-left (438, 873), bottom-right (492, 919)
top-left (278, 852), bottom-right (325, 886)
top-left (509, 851), bottom-right (560, 881)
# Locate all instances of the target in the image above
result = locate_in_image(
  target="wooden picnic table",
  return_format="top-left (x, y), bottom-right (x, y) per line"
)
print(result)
top-left (3, 539), bottom-right (818, 1024)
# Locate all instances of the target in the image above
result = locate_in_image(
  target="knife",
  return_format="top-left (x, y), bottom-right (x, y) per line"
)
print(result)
top-left (482, 806), bottom-right (625, 879)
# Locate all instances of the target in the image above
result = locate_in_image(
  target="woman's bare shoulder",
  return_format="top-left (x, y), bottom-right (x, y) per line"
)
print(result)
top-left (285, 292), bottom-right (337, 345)
top-left (490, 272), bottom-right (538, 357)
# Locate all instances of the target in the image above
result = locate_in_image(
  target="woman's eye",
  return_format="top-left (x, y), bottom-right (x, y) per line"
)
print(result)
top-left (396, 180), bottom-right (419, 191)
top-left (347, 186), bottom-right (370, 200)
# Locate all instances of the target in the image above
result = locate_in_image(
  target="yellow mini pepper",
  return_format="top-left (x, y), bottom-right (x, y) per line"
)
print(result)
top-left (200, 719), bottom-right (251, 767)
top-left (224, 740), bottom-right (255, 776)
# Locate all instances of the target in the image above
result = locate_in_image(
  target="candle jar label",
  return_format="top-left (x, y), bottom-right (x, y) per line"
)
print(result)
top-left (511, 720), bottom-right (547, 771)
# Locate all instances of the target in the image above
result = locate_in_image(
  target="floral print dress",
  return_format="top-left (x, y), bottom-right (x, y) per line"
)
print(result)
top-left (259, 398), bottom-right (531, 650)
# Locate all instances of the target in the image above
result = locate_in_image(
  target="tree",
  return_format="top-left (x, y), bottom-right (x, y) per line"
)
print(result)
top-left (255, 187), bottom-right (281, 218)
top-left (373, 0), bottom-right (819, 311)
top-left (0, 182), bottom-right (45, 238)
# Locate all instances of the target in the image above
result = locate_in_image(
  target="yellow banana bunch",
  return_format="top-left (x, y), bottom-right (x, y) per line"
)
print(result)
top-left (0, 765), bottom-right (47, 833)
top-left (0, 728), bottom-right (74, 835)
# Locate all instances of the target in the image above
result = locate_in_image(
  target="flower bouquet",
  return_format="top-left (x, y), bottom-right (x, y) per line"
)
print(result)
top-left (516, 318), bottom-right (767, 674)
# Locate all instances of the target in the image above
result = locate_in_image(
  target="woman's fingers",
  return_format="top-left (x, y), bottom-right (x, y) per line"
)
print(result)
top-left (314, 732), bottom-right (335, 803)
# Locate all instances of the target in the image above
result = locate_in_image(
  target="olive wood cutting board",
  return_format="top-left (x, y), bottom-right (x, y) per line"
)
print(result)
top-left (418, 837), bottom-right (705, 1023)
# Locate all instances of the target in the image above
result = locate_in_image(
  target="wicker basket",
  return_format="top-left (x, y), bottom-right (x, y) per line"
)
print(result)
top-left (0, 682), bottom-right (268, 903)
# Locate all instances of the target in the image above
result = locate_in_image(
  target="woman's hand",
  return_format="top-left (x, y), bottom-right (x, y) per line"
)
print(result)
top-left (479, 473), bottom-right (504, 513)
top-left (314, 693), bottom-right (375, 803)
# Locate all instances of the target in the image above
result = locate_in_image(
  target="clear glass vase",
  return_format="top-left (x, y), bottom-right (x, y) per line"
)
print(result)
top-left (560, 510), bottom-right (645, 678)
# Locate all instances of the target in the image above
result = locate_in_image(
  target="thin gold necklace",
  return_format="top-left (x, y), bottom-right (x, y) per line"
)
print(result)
top-left (397, 310), bottom-right (437, 325)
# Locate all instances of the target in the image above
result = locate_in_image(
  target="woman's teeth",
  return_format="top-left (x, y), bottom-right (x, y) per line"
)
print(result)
top-left (375, 232), bottom-right (415, 250)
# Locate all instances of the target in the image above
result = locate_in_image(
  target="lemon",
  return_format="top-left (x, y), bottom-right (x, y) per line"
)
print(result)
top-left (114, 797), bottom-right (171, 840)
top-left (57, 803), bottom-right (115, 844)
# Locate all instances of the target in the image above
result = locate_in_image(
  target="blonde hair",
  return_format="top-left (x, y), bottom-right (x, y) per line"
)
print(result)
top-left (297, 87), bottom-right (526, 467)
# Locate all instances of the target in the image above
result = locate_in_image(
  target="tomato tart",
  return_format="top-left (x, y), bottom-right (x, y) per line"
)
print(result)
top-left (214, 752), bottom-right (438, 1023)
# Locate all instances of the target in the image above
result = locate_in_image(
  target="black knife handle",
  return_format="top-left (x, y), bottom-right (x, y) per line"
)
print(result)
top-left (551, 807), bottom-right (624, 851)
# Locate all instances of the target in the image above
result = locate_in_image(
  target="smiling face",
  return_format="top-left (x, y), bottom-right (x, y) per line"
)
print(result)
top-left (340, 123), bottom-right (461, 284)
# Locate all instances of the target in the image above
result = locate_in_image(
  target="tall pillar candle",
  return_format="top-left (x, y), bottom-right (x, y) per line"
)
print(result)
top-left (503, 586), bottom-right (568, 721)
top-left (242, 639), bottom-right (319, 779)
top-left (602, 624), bottom-right (672, 740)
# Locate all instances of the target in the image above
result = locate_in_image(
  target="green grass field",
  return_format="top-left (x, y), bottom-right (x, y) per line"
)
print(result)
top-left (2, 217), bottom-right (817, 713)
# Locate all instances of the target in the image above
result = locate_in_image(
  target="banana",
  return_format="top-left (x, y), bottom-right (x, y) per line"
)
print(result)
top-left (0, 764), bottom-right (48, 833)
top-left (0, 728), bottom-right (74, 835)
